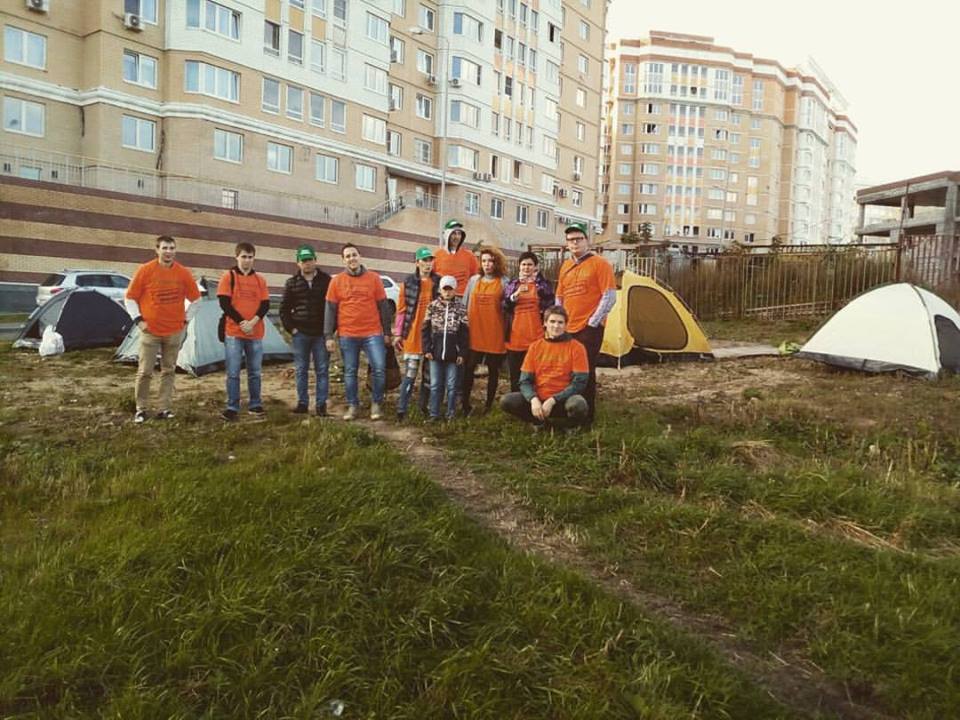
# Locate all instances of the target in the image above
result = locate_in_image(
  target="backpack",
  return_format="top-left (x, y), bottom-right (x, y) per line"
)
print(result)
top-left (217, 269), bottom-right (236, 343)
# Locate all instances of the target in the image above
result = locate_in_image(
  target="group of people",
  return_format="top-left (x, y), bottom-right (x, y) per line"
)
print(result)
top-left (124, 219), bottom-right (616, 430)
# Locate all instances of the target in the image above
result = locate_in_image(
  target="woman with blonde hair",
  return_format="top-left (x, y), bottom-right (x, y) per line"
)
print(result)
top-left (461, 245), bottom-right (509, 415)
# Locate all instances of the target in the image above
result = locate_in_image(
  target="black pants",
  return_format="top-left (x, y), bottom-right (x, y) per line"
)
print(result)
top-left (506, 349), bottom-right (527, 393)
top-left (572, 325), bottom-right (604, 422)
top-left (461, 351), bottom-right (505, 413)
top-left (500, 391), bottom-right (589, 429)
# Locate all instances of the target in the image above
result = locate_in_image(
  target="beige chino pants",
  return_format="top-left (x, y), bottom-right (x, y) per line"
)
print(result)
top-left (135, 329), bottom-right (185, 412)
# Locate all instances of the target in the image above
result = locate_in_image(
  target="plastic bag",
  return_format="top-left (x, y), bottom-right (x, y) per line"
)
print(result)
top-left (39, 325), bottom-right (65, 357)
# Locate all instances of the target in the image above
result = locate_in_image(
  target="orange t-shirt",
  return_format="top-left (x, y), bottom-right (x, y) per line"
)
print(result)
top-left (434, 247), bottom-right (479, 296)
top-left (398, 277), bottom-right (433, 354)
top-left (506, 281), bottom-right (543, 352)
top-left (467, 277), bottom-right (505, 354)
top-left (217, 269), bottom-right (270, 340)
top-left (326, 270), bottom-right (387, 338)
top-left (556, 254), bottom-right (616, 333)
top-left (521, 337), bottom-right (589, 401)
top-left (126, 260), bottom-right (200, 337)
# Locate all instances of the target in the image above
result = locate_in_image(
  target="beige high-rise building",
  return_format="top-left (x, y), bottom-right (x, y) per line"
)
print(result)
top-left (600, 31), bottom-right (857, 251)
top-left (0, 0), bottom-right (607, 252)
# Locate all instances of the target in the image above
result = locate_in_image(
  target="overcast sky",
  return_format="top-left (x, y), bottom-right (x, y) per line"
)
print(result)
top-left (606, 0), bottom-right (959, 187)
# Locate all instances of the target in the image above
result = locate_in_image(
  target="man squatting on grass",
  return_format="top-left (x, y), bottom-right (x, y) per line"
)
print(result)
top-left (280, 244), bottom-right (332, 417)
top-left (324, 243), bottom-right (393, 421)
top-left (555, 222), bottom-right (617, 423)
top-left (217, 243), bottom-right (271, 422)
top-left (500, 305), bottom-right (589, 429)
top-left (125, 235), bottom-right (201, 424)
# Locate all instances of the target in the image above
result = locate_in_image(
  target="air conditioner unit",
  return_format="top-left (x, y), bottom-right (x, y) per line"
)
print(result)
top-left (481, 173), bottom-right (492, 182)
top-left (390, 51), bottom-right (399, 63)
top-left (26, 0), bottom-right (49, 12)
top-left (472, 171), bottom-right (483, 180)
top-left (572, 172), bottom-right (582, 181)
top-left (124, 12), bottom-right (143, 31)
top-left (449, 78), bottom-right (462, 88)
top-left (426, 74), bottom-right (437, 86)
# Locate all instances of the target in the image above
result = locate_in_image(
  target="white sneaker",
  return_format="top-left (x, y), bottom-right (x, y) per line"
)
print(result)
top-left (370, 403), bottom-right (383, 421)
top-left (134, 410), bottom-right (147, 424)
top-left (343, 405), bottom-right (358, 421)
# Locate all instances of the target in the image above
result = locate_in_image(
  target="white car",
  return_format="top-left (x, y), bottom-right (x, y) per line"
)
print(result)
top-left (380, 274), bottom-right (400, 312)
top-left (36, 270), bottom-right (131, 307)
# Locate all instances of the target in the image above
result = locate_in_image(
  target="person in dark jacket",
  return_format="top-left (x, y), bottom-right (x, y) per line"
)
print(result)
top-left (279, 244), bottom-right (332, 416)
top-left (392, 246), bottom-right (440, 420)
top-left (502, 251), bottom-right (555, 392)
top-left (422, 275), bottom-right (468, 421)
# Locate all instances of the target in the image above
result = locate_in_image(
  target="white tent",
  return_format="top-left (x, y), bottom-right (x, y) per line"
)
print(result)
top-left (796, 283), bottom-right (960, 379)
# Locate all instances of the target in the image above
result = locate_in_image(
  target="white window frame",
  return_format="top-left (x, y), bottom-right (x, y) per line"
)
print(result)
top-left (362, 114), bottom-right (387, 144)
top-left (311, 39), bottom-right (326, 73)
top-left (490, 197), bottom-right (503, 220)
top-left (2, 96), bottom-right (44, 137)
top-left (267, 141), bottom-right (293, 174)
top-left (121, 114), bottom-right (156, 152)
top-left (355, 164), bottom-right (377, 192)
top-left (465, 191), bottom-right (479, 215)
top-left (366, 12), bottom-right (389, 44)
top-left (213, 128), bottom-right (243, 163)
top-left (414, 138), bottom-right (432, 164)
top-left (185, 60), bottom-right (240, 103)
top-left (187, 0), bottom-right (241, 41)
top-left (262, 77), bottom-right (281, 113)
top-left (316, 154), bottom-right (339, 183)
top-left (122, 49), bottom-right (157, 89)
top-left (4, 26), bottom-right (46, 70)
top-left (331, 99), bottom-right (346, 133)
top-left (418, 5), bottom-right (435, 31)
top-left (416, 94), bottom-right (433, 119)
top-left (124, 0), bottom-right (158, 24)
top-left (288, 29), bottom-right (304, 65)
top-left (309, 92), bottom-right (326, 126)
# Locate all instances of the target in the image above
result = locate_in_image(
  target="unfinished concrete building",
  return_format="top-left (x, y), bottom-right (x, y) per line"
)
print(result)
top-left (857, 171), bottom-right (959, 242)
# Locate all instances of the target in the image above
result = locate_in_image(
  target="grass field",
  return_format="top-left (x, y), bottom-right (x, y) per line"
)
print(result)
top-left (2, 323), bottom-right (959, 718)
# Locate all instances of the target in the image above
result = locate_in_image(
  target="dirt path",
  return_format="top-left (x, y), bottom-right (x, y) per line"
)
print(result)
top-left (362, 419), bottom-right (894, 720)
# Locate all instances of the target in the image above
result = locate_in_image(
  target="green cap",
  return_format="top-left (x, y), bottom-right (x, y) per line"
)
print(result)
top-left (564, 222), bottom-right (589, 236)
top-left (415, 246), bottom-right (435, 261)
top-left (296, 244), bottom-right (316, 261)
top-left (444, 219), bottom-right (464, 231)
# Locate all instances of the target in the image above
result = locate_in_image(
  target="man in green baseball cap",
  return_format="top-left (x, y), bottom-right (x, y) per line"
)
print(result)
top-left (279, 243), bottom-right (332, 416)
top-left (434, 219), bottom-right (478, 297)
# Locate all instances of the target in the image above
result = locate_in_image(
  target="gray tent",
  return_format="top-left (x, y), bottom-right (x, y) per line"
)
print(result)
top-left (114, 298), bottom-right (293, 376)
top-left (14, 288), bottom-right (132, 351)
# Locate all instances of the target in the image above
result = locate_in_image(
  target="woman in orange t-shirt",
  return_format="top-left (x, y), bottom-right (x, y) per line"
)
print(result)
top-left (503, 251), bottom-right (556, 392)
top-left (461, 246), bottom-right (508, 414)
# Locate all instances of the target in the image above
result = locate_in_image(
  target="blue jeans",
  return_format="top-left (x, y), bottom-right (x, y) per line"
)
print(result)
top-left (397, 354), bottom-right (431, 416)
top-left (292, 331), bottom-right (329, 408)
top-left (339, 335), bottom-right (386, 407)
top-left (224, 336), bottom-right (263, 412)
top-left (429, 360), bottom-right (459, 419)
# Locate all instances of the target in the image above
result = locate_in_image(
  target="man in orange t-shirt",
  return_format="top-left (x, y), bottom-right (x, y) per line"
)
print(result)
top-left (324, 243), bottom-right (393, 421)
top-left (555, 222), bottom-right (617, 423)
top-left (217, 242), bottom-right (271, 421)
top-left (500, 306), bottom-right (589, 430)
top-left (433, 219), bottom-right (478, 297)
top-left (125, 235), bottom-right (201, 424)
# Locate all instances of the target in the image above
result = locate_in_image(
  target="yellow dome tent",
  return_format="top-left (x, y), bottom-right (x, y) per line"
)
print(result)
top-left (600, 271), bottom-right (713, 366)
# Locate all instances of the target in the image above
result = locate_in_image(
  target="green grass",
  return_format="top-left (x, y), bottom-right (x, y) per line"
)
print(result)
top-left (0, 346), bottom-right (793, 718)
top-left (440, 374), bottom-right (960, 720)
top-left (702, 317), bottom-right (821, 345)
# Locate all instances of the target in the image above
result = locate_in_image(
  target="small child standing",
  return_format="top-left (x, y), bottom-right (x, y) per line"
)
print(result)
top-left (422, 275), bottom-right (469, 420)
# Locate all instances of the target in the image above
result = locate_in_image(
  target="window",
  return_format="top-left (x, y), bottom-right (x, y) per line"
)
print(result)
top-left (121, 115), bottom-right (155, 152)
top-left (450, 100), bottom-right (480, 128)
top-left (221, 189), bottom-right (239, 209)
top-left (536, 209), bottom-right (549, 230)
top-left (416, 94), bottom-right (433, 119)
top-left (732, 75), bottom-right (744, 106)
top-left (362, 114), bottom-right (386, 144)
top-left (309, 92), bottom-right (325, 126)
top-left (267, 142), bottom-right (293, 173)
top-left (574, 121), bottom-right (585, 142)
top-left (640, 163), bottom-right (659, 176)
top-left (414, 138), bottom-right (432, 163)
top-left (573, 156), bottom-right (584, 175)
top-left (389, 84), bottom-right (403, 110)
top-left (515, 204), bottom-right (528, 225)
top-left (751, 117), bottom-right (762, 130)
top-left (504, 76), bottom-right (513, 97)
top-left (364, 64), bottom-right (388, 95)
top-left (4, 97), bottom-right (45, 137)
top-left (643, 123), bottom-right (658, 135)
top-left (490, 112), bottom-right (499, 136)
top-left (713, 69), bottom-right (729, 101)
top-left (752, 79), bottom-right (764, 111)
top-left (391, 0), bottom-right (406, 16)
top-left (311, 40), bottom-right (326, 73)
top-left (572, 190), bottom-right (583, 207)
top-left (282, 86), bottom-right (303, 121)
top-left (578, 20), bottom-right (589, 40)
top-left (317, 155), bottom-right (340, 185)
top-left (640, 183), bottom-right (658, 194)
top-left (447, 145), bottom-right (479, 171)
top-left (264, 21), bottom-right (280, 55)
top-left (262, 77), bottom-right (280, 112)
top-left (187, 0), bottom-right (240, 40)
top-left (451, 56), bottom-right (482, 85)
top-left (490, 197), bottom-right (503, 219)
top-left (331, 99), bottom-right (346, 132)
top-left (390, 36), bottom-right (405, 63)
top-left (453, 12), bottom-right (483, 42)
top-left (185, 61), bottom-right (240, 102)
top-left (366, 13), bottom-right (389, 43)
top-left (213, 128), bottom-right (243, 163)
top-left (4, 27), bottom-right (46, 69)
top-left (313, 0), bottom-right (328, 16)
top-left (416, 50), bottom-right (434, 75)
top-left (330, 47), bottom-right (346, 80)
top-left (355, 164), bottom-right (376, 192)
top-left (465, 192), bottom-right (479, 215)
top-left (124, 0), bottom-right (158, 24)
top-left (575, 88), bottom-right (586, 107)
top-left (546, 61), bottom-right (560, 84)
top-left (578, 54), bottom-right (588, 75)
top-left (288, 30), bottom-right (304, 64)
top-left (418, 5), bottom-right (435, 31)
top-left (290, 0), bottom-right (304, 7)
top-left (122, 50), bottom-right (157, 88)
top-left (333, 0), bottom-right (347, 26)
top-left (387, 130), bottom-right (402, 156)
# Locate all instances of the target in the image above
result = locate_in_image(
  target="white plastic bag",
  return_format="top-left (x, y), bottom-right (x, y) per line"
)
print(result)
top-left (39, 325), bottom-right (65, 357)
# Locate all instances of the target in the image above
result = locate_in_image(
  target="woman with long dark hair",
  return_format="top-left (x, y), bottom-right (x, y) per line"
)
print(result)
top-left (461, 245), bottom-right (508, 415)
top-left (503, 251), bottom-right (555, 392)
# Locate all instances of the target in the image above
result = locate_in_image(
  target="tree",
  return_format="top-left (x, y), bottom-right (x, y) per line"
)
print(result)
top-left (638, 222), bottom-right (654, 244)
top-left (620, 231), bottom-right (641, 245)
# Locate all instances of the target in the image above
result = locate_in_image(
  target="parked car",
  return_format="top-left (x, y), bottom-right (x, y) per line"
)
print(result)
top-left (380, 274), bottom-right (400, 312)
top-left (36, 270), bottom-right (131, 307)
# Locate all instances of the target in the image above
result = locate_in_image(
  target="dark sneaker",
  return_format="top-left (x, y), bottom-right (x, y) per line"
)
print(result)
top-left (315, 403), bottom-right (328, 417)
top-left (249, 406), bottom-right (265, 416)
top-left (155, 410), bottom-right (175, 420)
top-left (396, 411), bottom-right (406, 422)
top-left (134, 410), bottom-right (147, 424)
top-left (220, 409), bottom-right (238, 422)
top-left (293, 404), bottom-right (308, 414)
